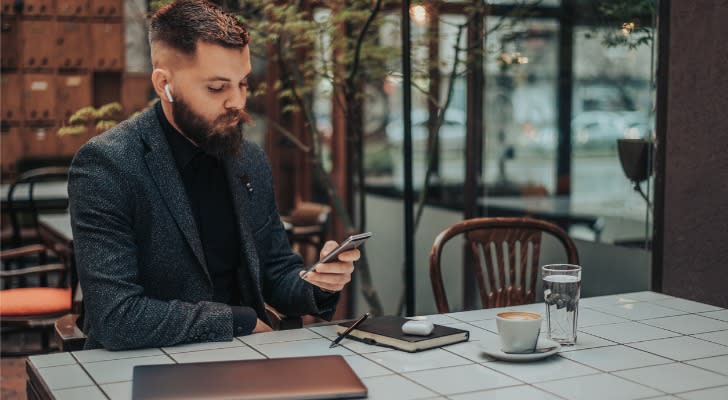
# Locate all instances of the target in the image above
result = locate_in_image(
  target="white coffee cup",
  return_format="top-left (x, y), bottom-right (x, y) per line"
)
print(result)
top-left (496, 311), bottom-right (542, 353)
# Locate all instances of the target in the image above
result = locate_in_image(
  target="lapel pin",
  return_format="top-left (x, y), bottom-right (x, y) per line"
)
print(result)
top-left (242, 175), bottom-right (254, 194)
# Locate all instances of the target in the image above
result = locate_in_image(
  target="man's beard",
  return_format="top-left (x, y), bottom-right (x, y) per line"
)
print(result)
top-left (171, 95), bottom-right (251, 160)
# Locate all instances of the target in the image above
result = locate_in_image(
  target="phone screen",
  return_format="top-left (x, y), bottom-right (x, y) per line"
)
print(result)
top-left (301, 232), bottom-right (372, 278)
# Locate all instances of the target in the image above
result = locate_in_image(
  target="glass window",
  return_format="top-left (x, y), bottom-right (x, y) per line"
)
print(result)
top-left (377, 13), bottom-right (431, 189)
top-left (571, 26), bottom-right (654, 242)
top-left (483, 18), bottom-right (560, 196)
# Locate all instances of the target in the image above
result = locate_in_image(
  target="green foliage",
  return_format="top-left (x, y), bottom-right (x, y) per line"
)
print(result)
top-left (150, 0), bottom-right (172, 11)
top-left (57, 124), bottom-right (88, 137)
top-left (595, 0), bottom-right (655, 50)
top-left (96, 102), bottom-right (124, 120)
top-left (67, 106), bottom-right (96, 126)
top-left (60, 102), bottom-right (125, 136)
top-left (96, 120), bottom-right (119, 132)
top-left (237, 0), bottom-right (399, 118)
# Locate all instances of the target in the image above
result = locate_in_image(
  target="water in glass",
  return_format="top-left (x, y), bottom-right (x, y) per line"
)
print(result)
top-left (543, 264), bottom-right (581, 345)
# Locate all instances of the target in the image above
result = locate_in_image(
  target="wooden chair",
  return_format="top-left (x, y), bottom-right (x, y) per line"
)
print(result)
top-left (0, 246), bottom-right (74, 355)
top-left (429, 217), bottom-right (579, 313)
top-left (2, 167), bottom-right (69, 251)
top-left (281, 202), bottom-right (332, 263)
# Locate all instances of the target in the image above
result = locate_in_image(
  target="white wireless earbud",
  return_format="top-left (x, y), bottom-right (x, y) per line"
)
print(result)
top-left (164, 83), bottom-right (174, 103)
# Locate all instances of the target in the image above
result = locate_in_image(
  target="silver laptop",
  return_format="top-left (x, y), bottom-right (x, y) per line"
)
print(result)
top-left (132, 355), bottom-right (367, 399)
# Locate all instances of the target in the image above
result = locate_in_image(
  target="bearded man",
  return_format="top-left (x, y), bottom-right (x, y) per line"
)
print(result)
top-left (68, 0), bottom-right (357, 350)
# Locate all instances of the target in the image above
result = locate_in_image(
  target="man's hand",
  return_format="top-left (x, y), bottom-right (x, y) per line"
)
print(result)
top-left (253, 319), bottom-right (273, 333)
top-left (299, 240), bottom-right (360, 292)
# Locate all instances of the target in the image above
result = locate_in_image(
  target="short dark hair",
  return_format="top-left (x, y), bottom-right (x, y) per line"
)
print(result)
top-left (149, 0), bottom-right (249, 55)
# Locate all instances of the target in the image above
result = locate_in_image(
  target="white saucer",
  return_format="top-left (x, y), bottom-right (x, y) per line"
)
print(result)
top-left (482, 338), bottom-right (561, 362)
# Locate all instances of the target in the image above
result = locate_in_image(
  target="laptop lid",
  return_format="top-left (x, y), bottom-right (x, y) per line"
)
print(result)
top-left (132, 355), bottom-right (367, 400)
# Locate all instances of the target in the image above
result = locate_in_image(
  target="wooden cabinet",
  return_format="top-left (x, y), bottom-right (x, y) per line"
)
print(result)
top-left (91, 22), bottom-right (123, 71)
top-left (56, 0), bottom-right (90, 17)
top-left (1, 0), bottom-right (17, 15)
top-left (22, 20), bottom-right (56, 69)
top-left (57, 74), bottom-right (92, 122)
top-left (90, 0), bottom-right (122, 18)
top-left (22, 0), bottom-right (54, 17)
top-left (1, 73), bottom-right (22, 121)
top-left (23, 74), bottom-right (56, 121)
top-left (56, 21), bottom-right (90, 69)
top-left (23, 125), bottom-right (59, 158)
top-left (1, 126), bottom-right (23, 173)
top-left (58, 129), bottom-right (92, 157)
top-left (1, 0), bottom-right (126, 175)
top-left (1, 18), bottom-right (19, 69)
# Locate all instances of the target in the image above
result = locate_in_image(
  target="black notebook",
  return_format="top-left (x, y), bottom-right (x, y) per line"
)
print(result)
top-left (336, 316), bottom-right (469, 352)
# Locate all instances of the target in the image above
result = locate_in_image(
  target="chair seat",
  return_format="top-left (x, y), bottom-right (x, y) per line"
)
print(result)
top-left (0, 288), bottom-right (72, 317)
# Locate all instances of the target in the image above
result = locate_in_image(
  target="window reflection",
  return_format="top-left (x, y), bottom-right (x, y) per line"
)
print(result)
top-left (484, 18), bottom-right (559, 196)
top-left (571, 26), bottom-right (654, 242)
top-left (315, 1), bottom-right (655, 246)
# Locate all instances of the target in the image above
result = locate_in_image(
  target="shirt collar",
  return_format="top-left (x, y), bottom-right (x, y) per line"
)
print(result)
top-left (155, 101), bottom-right (203, 172)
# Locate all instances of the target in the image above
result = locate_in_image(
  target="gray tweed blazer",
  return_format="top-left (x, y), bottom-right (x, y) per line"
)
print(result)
top-left (68, 107), bottom-right (335, 350)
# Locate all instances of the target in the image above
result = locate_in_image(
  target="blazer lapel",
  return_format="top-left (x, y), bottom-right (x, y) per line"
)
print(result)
top-left (224, 157), bottom-right (262, 290)
top-left (139, 109), bottom-right (210, 283)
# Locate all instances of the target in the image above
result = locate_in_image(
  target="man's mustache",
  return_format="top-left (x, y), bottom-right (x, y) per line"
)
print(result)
top-left (216, 109), bottom-right (252, 125)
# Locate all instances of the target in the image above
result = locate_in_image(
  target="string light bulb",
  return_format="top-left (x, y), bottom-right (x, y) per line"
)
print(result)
top-left (410, 5), bottom-right (428, 25)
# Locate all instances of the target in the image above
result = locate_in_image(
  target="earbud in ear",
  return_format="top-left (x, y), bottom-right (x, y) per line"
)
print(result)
top-left (164, 83), bottom-right (174, 103)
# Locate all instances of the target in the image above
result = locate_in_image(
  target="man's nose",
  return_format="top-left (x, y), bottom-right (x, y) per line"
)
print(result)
top-left (225, 87), bottom-right (246, 110)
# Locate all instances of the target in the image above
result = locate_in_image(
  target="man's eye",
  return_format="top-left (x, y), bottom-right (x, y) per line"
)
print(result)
top-left (208, 86), bottom-right (224, 93)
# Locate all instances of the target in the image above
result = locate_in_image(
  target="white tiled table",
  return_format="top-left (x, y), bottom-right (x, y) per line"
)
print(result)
top-left (26, 291), bottom-right (728, 400)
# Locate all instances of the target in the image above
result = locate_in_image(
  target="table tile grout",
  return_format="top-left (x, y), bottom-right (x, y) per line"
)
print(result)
top-left (69, 352), bottom-right (112, 399)
top-left (27, 292), bottom-right (728, 400)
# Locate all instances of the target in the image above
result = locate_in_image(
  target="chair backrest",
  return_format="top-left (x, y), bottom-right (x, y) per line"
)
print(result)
top-left (284, 202), bottom-right (332, 258)
top-left (429, 217), bottom-right (579, 313)
top-left (287, 202), bottom-right (332, 227)
top-left (6, 167), bottom-right (70, 248)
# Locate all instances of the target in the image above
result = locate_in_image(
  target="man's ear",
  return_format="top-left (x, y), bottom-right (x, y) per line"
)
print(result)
top-left (151, 69), bottom-right (173, 103)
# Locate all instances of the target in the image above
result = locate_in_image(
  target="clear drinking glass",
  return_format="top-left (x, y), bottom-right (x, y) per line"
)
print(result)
top-left (542, 264), bottom-right (582, 345)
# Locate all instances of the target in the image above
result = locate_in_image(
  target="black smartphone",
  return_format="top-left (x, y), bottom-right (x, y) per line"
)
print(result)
top-left (301, 232), bottom-right (372, 278)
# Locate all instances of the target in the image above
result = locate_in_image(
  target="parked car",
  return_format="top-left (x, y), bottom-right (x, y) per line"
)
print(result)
top-left (572, 110), bottom-right (651, 150)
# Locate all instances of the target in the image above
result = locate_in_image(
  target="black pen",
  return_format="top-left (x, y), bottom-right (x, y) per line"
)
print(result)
top-left (330, 312), bottom-right (370, 348)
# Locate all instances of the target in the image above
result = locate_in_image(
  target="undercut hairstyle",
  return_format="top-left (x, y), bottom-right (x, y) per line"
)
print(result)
top-left (149, 0), bottom-right (250, 56)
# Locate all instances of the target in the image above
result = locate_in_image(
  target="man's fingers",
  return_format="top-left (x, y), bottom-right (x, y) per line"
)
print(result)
top-left (305, 271), bottom-right (351, 286)
top-left (317, 283), bottom-right (343, 292)
top-left (337, 248), bottom-right (360, 262)
top-left (300, 267), bottom-right (351, 284)
top-left (320, 240), bottom-right (338, 258)
top-left (313, 262), bottom-right (354, 274)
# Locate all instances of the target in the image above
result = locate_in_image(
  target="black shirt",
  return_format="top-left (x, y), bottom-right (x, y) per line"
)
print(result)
top-left (156, 103), bottom-right (257, 335)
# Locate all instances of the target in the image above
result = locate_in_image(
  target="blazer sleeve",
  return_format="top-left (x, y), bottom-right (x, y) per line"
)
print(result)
top-left (69, 141), bottom-right (235, 350)
top-left (260, 208), bottom-right (339, 320)
top-left (251, 146), bottom-right (340, 320)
